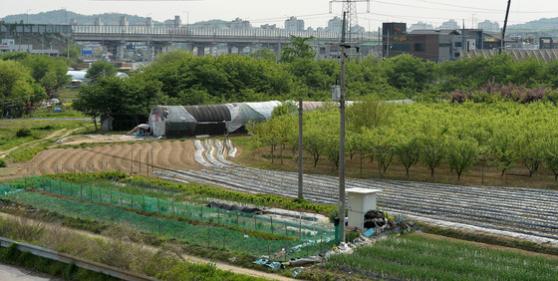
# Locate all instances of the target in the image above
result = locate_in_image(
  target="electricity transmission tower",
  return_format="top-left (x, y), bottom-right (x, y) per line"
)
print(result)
top-left (330, 0), bottom-right (370, 40)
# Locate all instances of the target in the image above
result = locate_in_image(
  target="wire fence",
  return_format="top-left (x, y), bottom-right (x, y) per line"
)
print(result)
top-left (0, 177), bottom-right (336, 260)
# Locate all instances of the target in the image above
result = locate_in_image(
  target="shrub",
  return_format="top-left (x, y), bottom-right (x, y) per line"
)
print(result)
top-left (16, 128), bottom-right (32, 138)
top-left (0, 160), bottom-right (6, 168)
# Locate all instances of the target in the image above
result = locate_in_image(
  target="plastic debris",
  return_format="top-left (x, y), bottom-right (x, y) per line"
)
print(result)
top-left (291, 267), bottom-right (304, 278)
top-left (363, 228), bottom-right (376, 238)
top-left (253, 257), bottom-right (282, 271)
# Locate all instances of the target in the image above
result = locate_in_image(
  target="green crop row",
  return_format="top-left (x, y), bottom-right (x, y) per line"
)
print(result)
top-left (3, 190), bottom-right (330, 260)
top-left (321, 233), bottom-right (558, 281)
top-left (47, 172), bottom-right (337, 216)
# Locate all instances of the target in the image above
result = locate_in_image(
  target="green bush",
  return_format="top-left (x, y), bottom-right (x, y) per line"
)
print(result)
top-left (0, 159), bottom-right (6, 168)
top-left (15, 128), bottom-right (32, 138)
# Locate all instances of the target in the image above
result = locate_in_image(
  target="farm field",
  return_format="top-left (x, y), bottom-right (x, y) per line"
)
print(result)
top-left (243, 102), bottom-right (558, 189)
top-left (0, 174), bottom-right (334, 262)
top-left (25, 140), bottom-right (200, 175)
top-left (314, 233), bottom-right (558, 281)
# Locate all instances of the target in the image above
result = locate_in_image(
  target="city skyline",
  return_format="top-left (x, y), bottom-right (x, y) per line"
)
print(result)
top-left (1, 0), bottom-right (557, 30)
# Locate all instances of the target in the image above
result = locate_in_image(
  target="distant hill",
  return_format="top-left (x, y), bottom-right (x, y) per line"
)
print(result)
top-left (2, 10), bottom-right (245, 30)
top-left (1, 9), bottom-right (162, 26)
top-left (509, 17), bottom-right (558, 32)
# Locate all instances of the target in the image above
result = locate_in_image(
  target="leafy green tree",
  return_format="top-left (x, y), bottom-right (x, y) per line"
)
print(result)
top-left (489, 129), bottom-right (516, 176)
top-left (280, 36), bottom-right (315, 63)
top-left (73, 76), bottom-right (161, 130)
top-left (86, 61), bottom-right (118, 82)
top-left (347, 97), bottom-right (392, 132)
top-left (251, 49), bottom-right (277, 62)
top-left (396, 138), bottom-right (421, 178)
top-left (447, 138), bottom-right (479, 180)
top-left (0, 60), bottom-right (45, 117)
top-left (516, 133), bottom-right (544, 177)
top-left (419, 136), bottom-right (446, 178)
top-left (543, 139), bottom-right (558, 181)
top-left (22, 55), bottom-right (69, 96)
top-left (382, 54), bottom-right (434, 94)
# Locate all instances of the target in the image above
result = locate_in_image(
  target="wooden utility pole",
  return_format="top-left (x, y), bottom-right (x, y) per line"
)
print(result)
top-left (338, 11), bottom-right (348, 244)
top-left (500, 0), bottom-right (512, 54)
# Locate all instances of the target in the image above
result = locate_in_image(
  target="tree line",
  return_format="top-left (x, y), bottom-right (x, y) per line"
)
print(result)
top-left (0, 53), bottom-right (69, 117)
top-left (71, 36), bottom-right (558, 129)
top-left (249, 99), bottom-right (558, 181)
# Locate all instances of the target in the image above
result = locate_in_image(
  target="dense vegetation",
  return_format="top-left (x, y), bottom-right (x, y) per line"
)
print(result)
top-left (249, 100), bottom-right (558, 181)
top-left (73, 41), bottom-right (558, 128)
top-left (313, 233), bottom-right (558, 281)
top-left (0, 53), bottom-right (70, 117)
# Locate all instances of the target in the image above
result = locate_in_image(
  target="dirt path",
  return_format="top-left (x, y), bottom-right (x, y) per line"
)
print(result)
top-left (0, 212), bottom-right (296, 281)
top-left (0, 129), bottom-right (67, 159)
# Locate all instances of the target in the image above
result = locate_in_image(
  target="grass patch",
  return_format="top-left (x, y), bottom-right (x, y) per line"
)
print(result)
top-left (0, 245), bottom-right (117, 281)
top-left (0, 119), bottom-right (90, 162)
top-left (0, 213), bottom-right (265, 281)
top-left (6, 140), bottom-right (53, 163)
top-left (318, 233), bottom-right (558, 281)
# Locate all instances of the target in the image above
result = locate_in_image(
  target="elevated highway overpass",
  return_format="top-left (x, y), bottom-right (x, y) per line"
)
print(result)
top-left (1, 23), bottom-right (379, 59)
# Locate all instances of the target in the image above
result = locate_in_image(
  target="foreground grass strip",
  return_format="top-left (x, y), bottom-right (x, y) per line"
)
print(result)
top-left (325, 233), bottom-right (558, 281)
top-left (0, 213), bottom-right (268, 281)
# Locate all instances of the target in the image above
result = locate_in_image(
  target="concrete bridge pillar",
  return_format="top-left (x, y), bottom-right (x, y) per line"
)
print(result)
top-left (103, 41), bottom-right (126, 61)
top-left (116, 43), bottom-right (126, 60)
top-left (194, 45), bottom-right (207, 56)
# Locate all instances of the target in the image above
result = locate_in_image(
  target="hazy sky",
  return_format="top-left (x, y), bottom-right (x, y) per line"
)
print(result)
top-left (1, 0), bottom-right (557, 29)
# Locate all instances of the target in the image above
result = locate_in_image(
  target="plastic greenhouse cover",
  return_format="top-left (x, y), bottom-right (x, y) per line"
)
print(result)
top-left (227, 103), bottom-right (268, 133)
top-left (149, 106), bottom-right (197, 137)
top-left (244, 101), bottom-right (282, 120)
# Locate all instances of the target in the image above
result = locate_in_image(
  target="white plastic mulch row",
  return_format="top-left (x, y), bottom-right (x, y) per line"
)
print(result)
top-left (176, 139), bottom-right (558, 243)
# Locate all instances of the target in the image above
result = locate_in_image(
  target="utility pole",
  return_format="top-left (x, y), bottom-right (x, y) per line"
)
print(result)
top-left (338, 11), bottom-right (348, 245)
top-left (500, 0), bottom-right (512, 54)
top-left (297, 97), bottom-right (304, 200)
top-left (330, 0), bottom-right (370, 246)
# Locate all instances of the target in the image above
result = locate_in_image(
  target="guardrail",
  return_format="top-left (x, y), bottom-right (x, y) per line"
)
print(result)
top-left (0, 237), bottom-right (158, 281)
top-left (71, 25), bottom-right (376, 42)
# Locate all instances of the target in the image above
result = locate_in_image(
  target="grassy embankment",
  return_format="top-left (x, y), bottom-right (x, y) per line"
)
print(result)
top-left (0, 215), bottom-right (265, 281)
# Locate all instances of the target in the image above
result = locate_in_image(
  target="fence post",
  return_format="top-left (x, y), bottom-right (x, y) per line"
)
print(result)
top-left (270, 216), bottom-right (273, 234)
top-left (299, 215), bottom-right (302, 239)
